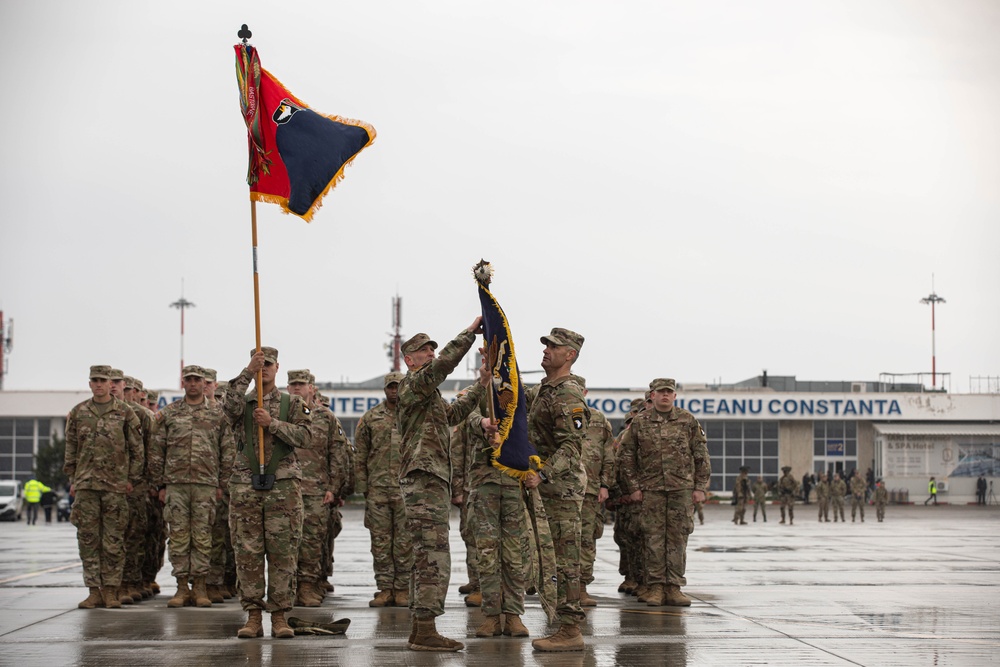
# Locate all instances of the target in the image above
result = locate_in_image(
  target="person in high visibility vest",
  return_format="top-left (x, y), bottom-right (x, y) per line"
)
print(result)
top-left (24, 479), bottom-right (52, 525)
top-left (923, 477), bottom-right (938, 506)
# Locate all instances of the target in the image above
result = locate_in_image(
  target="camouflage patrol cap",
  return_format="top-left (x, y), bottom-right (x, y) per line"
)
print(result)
top-left (570, 374), bottom-right (586, 389)
top-left (540, 327), bottom-right (584, 353)
top-left (401, 333), bottom-right (438, 356)
top-left (384, 371), bottom-right (405, 387)
top-left (316, 393), bottom-right (330, 407)
top-left (108, 368), bottom-right (125, 381)
top-left (89, 365), bottom-right (113, 380)
top-left (287, 369), bottom-right (311, 384)
top-left (782, 466), bottom-right (792, 473)
top-left (214, 381), bottom-right (229, 397)
top-left (202, 368), bottom-right (218, 382)
top-left (649, 378), bottom-right (677, 392)
top-left (249, 346), bottom-right (279, 364)
top-left (629, 398), bottom-right (645, 411)
top-left (146, 390), bottom-right (159, 401)
top-left (134, 380), bottom-right (145, 392)
top-left (308, 373), bottom-right (316, 384)
top-left (182, 365), bottom-right (206, 379)
top-left (124, 376), bottom-right (138, 389)
top-left (644, 390), bottom-right (652, 401)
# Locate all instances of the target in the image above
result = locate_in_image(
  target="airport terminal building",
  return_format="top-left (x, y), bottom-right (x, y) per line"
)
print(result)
top-left (2, 374), bottom-right (997, 504)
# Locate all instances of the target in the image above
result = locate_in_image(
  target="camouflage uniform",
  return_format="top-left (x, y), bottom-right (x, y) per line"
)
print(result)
top-left (752, 478), bottom-right (768, 522)
top-left (611, 400), bottom-right (645, 592)
top-left (619, 389), bottom-right (709, 591)
top-left (874, 483), bottom-right (888, 522)
top-left (149, 392), bottom-right (235, 579)
top-left (318, 402), bottom-right (353, 586)
top-left (850, 474), bottom-right (867, 522)
top-left (122, 394), bottom-right (156, 598)
top-left (778, 468), bottom-right (800, 524)
top-left (831, 476), bottom-right (847, 522)
top-left (209, 380), bottom-right (237, 596)
top-left (396, 330), bottom-right (486, 619)
top-left (355, 396), bottom-right (411, 595)
top-left (222, 360), bottom-right (312, 613)
top-left (815, 475), bottom-right (831, 522)
top-left (64, 378), bottom-right (144, 591)
top-left (450, 418), bottom-right (479, 594)
top-left (579, 401), bottom-right (615, 588)
top-left (732, 469), bottom-right (751, 525)
top-left (526, 373), bottom-right (589, 627)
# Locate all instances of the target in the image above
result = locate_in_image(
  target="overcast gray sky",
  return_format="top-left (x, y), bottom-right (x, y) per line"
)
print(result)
top-left (1, 0), bottom-right (998, 392)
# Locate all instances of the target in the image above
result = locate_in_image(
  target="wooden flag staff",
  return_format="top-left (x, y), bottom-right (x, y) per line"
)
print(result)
top-left (251, 199), bottom-right (266, 479)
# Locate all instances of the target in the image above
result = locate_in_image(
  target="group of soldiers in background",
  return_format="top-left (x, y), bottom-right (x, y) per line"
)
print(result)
top-left (62, 325), bottom-right (714, 652)
top-left (731, 467), bottom-right (890, 525)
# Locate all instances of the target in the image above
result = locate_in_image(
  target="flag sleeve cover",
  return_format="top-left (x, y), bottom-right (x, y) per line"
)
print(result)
top-left (234, 44), bottom-right (375, 222)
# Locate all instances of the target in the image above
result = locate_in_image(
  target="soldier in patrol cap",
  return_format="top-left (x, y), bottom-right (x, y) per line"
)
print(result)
top-left (523, 327), bottom-right (589, 652)
top-left (732, 466), bottom-right (751, 526)
top-left (222, 346), bottom-right (312, 639)
top-left (778, 466), bottom-right (800, 524)
top-left (119, 373), bottom-right (157, 604)
top-left (619, 378), bottom-right (710, 608)
top-left (203, 369), bottom-right (219, 405)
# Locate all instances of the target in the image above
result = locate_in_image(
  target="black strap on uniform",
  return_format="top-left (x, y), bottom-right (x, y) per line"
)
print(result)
top-left (243, 392), bottom-right (292, 475)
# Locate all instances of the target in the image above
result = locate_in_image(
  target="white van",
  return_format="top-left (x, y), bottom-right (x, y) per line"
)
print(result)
top-left (0, 480), bottom-right (24, 521)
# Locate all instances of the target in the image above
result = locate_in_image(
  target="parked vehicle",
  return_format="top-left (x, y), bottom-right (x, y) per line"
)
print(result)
top-left (0, 480), bottom-right (24, 521)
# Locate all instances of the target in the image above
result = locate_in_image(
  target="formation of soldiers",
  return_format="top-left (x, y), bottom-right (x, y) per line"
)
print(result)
top-left (732, 468), bottom-right (891, 525)
top-left (63, 326), bottom-right (716, 652)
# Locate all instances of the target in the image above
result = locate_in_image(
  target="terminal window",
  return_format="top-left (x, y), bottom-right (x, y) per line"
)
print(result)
top-left (0, 418), bottom-right (50, 482)
top-left (705, 421), bottom-right (779, 492)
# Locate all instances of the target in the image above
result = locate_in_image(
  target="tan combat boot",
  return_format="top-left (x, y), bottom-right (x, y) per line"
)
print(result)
top-left (635, 584), bottom-right (652, 603)
top-left (409, 616), bottom-right (464, 652)
top-left (476, 615), bottom-right (503, 637)
top-left (503, 613), bottom-right (529, 637)
top-left (192, 576), bottom-right (212, 608)
top-left (369, 589), bottom-right (394, 607)
top-left (78, 587), bottom-right (104, 609)
top-left (117, 585), bottom-right (134, 605)
top-left (150, 580), bottom-right (160, 595)
top-left (393, 588), bottom-right (409, 608)
top-left (207, 584), bottom-right (224, 604)
top-left (237, 609), bottom-right (263, 638)
top-left (531, 624), bottom-right (584, 652)
top-left (270, 610), bottom-right (295, 638)
top-left (665, 585), bottom-right (692, 607)
top-left (618, 579), bottom-right (636, 594)
top-left (645, 583), bottom-right (666, 606)
top-left (458, 581), bottom-right (476, 594)
top-left (167, 577), bottom-right (190, 608)
top-left (464, 590), bottom-right (482, 607)
top-left (580, 585), bottom-right (597, 607)
top-left (101, 586), bottom-right (122, 609)
top-left (295, 582), bottom-right (322, 607)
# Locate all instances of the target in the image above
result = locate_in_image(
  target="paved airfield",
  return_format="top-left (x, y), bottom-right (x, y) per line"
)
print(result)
top-left (0, 503), bottom-right (997, 666)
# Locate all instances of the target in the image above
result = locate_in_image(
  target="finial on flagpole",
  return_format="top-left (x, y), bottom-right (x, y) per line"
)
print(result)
top-left (473, 259), bottom-right (493, 287)
top-left (238, 24), bottom-right (252, 45)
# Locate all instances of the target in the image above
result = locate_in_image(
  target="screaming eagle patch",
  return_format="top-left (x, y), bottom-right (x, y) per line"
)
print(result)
top-left (572, 407), bottom-right (585, 430)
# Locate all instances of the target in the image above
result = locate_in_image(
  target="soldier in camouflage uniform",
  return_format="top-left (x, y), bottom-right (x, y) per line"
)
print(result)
top-left (222, 347), bottom-right (312, 639)
top-left (574, 377), bottom-right (615, 607)
top-left (620, 378), bottom-right (710, 608)
top-left (831, 472), bottom-right (847, 522)
top-left (203, 368), bottom-right (218, 405)
top-left (146, 390), bottom-right (159, 413)
top-left (287, 369), bottom-right (349, 607)
top-left (64, 365), bottom-right (145, 609)
top-left (355, 372), bottom-right (411, 607)
top-left (850, 471), bottom-right (867, 522)
top-left (752, 475), bottom-right (769, 522)
top-left (208, 379), bottom-right (238, 601)
top-left (778, 466), bottom-right (800, 525)
top-left (611, 398), bottom-right (646, 596)
top-left (396, 323), bottom-right (490, 652)
top-left (874, 479), bottom-right (888, 522)
top-left (815, 472), bottom-right (831, 522)
top-left (453, 393), bottom-right (530, 638)
top-left (450, 413), bottom-right (481, 607)
top-left (523, 328), bottom-right (590, 652)
top-left (126, 377), bottom-right (167, 599)
top-left (732, 466), bottom-right (751, 525)
top-left (149, 365), bottom-right (235, 609)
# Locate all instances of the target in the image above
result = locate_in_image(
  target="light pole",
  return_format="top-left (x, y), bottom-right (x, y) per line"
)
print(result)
top-left (920, 279), bottom-right (945, 388)
top-left (170, 280), bottom-right (195, 389)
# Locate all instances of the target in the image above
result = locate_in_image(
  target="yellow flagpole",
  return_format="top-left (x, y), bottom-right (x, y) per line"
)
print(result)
top-left (251, 199), bottom-right (265, 474)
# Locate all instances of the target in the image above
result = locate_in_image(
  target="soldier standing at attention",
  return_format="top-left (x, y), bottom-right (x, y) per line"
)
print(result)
top-left (355, 372), bottom-right (411, 608)
top-left (222, 347), bottom-right (312, 639)
top-left (611, 398), bottom-right (647, 595)
top-left (831, 472), bottom-right (847, 522)
top-left (752, 475), bottom-right (768, 523)
top-left (732, 466), bottom-right (751, 525)
top-left (149, 365), bottom-right (235, 608)
top-left (778, 466), bottom-right (799, 525)
top-left (874, 479), bottom-right (889, 522)
top-left (575, 377), bottom-right (615, 607)
top-left (396, 322), bottom-right (490, 652)
top-left (850, 470), bottom-right (867, 522)
top-left (523, 328), bottom-right (590, 651)
top-left (815, 472), bottom-right (831, 522)
top-left (124, 376), bottom-right (164, 599)
top-left (203, 369), bottom-right (218, 405)
top-left (450, 392), bottom-right (482, 608)
top-left (64, 365), bottom-right (144, 609)
top-left (620, 378), bottom-right (710, 609)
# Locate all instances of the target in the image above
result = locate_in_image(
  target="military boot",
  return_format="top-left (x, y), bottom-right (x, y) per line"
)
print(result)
top-left (150, 580), bottom-right (160, 595)
top-left (207, 584), bottom-right (224, 604)
top-left (168, 577), bottom-right (190, 608)
top-left (295, 582), bottom-right (322, 607)
top-left (531, 624), bottom-right (584, 652)
top-left (645, 584), bottom-right (666, 606)
top-left (618, 579), bottom-right (636, 594)
top-left (580, 585), bottom-right (597, 607)
top-left (393, 588), bottom-right (409, 607)
top-left (237, 609), bottom-right (263, 638)
top-left (192, 576), bottom-right (212, 608)
top-left (78, 587), bottom-right (104, 609)
top-left (665, 585), bottom-right (692, 607)
top-left (101, 586), bottom-right (122, 609)
top-left (270, 610), bottom-right (295, 638)
top-left (409, 616), bottom-right (464, 652)
top-left (126, 582), bottom-right (143, 602)
top-left (503, 613), bottom-right (529, 637)
top-left (117, 585), bottom-right (134, 605)
top-left (635, 584), bottom-right (652, 603)
top-left (458, 581), bottom-right (476, 594)
top-left (476, 615), bottom-right (503, 637)
top-left (369, 589), bottom-right (394, 607)
top-left (464, 590), bottom-right (482, 607)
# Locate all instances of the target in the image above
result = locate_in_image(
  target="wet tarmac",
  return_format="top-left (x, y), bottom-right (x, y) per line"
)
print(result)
top-left (0, 502), bottom-right (997, 666)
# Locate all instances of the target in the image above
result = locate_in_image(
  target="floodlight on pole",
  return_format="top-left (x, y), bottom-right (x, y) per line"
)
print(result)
top-left (920, 276), bottom-right (945, 388)
top-left (170, 279), bottom-right (196, 389)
